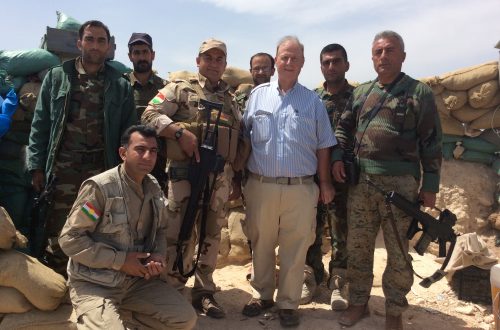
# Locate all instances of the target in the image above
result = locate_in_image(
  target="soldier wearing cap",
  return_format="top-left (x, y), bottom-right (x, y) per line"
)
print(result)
top-left (125, 32), bottom-right (168, 189)
top-left (142, 38), bottom-right (241, 319)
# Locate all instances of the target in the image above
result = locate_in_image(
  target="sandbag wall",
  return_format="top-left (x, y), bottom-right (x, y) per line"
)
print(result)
top-left (420, 60), bottom-right (500, 175)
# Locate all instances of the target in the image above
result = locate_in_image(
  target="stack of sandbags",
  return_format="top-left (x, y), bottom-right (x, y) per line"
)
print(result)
top-left (169, 66), bottom-right (253, 91)
top-left (0, 206), bottom-right (67, 314)
top-left (420, 61), bottom-right (500, 171)
top-left (421, 61), bottom-right (500, 137)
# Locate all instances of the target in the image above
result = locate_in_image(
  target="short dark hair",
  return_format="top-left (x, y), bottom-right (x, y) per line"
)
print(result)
top-left (249, 52), bottom-right (275, 69)
top-left (78, 20), bottom-right (111, 43)
top-left (320, 44), bottom-right (348, 62)
top-left (121, 125), bottom-right (158, 147)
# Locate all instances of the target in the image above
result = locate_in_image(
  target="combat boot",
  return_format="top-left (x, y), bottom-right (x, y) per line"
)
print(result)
top-left (338, 303), bottom-right (369, 327)
top-left (385, 313), bottom-right (403, 330)
top-left (299, 266), bottom-right (317, 305)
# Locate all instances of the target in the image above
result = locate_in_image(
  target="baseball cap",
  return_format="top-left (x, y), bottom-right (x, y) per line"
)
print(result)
top-left (199, 38), bottom-right (227, 56)
top-left (128, 33), bottom-right (153, 48)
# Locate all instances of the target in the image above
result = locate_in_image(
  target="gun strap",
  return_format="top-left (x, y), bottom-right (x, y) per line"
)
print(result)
top-left (384, 200), bottom-right (425, 280)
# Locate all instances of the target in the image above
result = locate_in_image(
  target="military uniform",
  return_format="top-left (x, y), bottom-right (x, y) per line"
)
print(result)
top-left (125, 72), bottom-right (168, 189)
top-left (306, 80), bottom-right (353, 284)
top-left (28, 57), bottom-right (137, 271)
top-left (142, 73), bottom-right (241, 301)
top-left (332, 74), bottom-right (442, 315)
top-left (59, 165), bottom-right (197, 330)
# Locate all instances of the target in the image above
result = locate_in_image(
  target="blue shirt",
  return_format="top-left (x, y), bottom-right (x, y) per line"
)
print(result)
top-left (243, 81), bottom-right (337, 177)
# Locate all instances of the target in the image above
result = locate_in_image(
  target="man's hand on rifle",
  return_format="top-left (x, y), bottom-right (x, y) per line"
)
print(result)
top-left (332, 161), bottom-right (346, 183)
top-left (32, 169), bottom-right (45, 193)
top-left (419, 191), bottom-right (437, 208)
top-left (178, 129), bottom-right (200, 162)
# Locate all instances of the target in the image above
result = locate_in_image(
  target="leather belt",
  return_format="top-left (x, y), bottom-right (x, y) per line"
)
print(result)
top-left (249, 172), bottom-right (314, 185)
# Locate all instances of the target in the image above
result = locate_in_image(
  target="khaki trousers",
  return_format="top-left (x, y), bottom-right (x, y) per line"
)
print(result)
top-left (244, 175), bottom-right (318, 309)
top-left (70, 277), bottom-right (197, 330)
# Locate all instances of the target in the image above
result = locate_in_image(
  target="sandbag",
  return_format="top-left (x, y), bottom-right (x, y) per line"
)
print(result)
top-left (16, 81), bottom-right (42, 118)
top-left (493, 158), bottom-right (500, 176)
top-left (420, 75), bottom-right (444, 95)
top-left (0, 303), bottom-right (77, 330)
top-left (0, 49), bottom-right (60, 77)
top-left (484, 93), bottom-right (500, 109)
top-left (106, 60), bottom-right (132, 74)
top-left (0, 286), bottom-right (33, 313)
top-left (168, 70), bottom-right (196, 82)
top-left (457, 150), bottom-right (495, 165)
top-left (0, 206), bottom-right (27, 250)
top-left (439, 113), bottom-right (464, 136)
top-left (451, 105), bottom-right (491, 123)
top-left (0, 249), bottom-right (67, 311)
top-left (222, 66), bottom-right (253, 88)
top-left (442, 134), bottom-right (463, 144)
top-left (462, 136), bottom-right (499, 154)
top-left (480, 129), bottom-right (500, 148)
top-left (441, 90), bottom-right (468, 111)
top-left (470, 108), bottom-right (500, 129)
top-left (442, 142), bottom-right (455, 160)
top-left (440, 61), bottom-right (498, 91)
top-left (56, 11), bottom-right (81, 31)
top-left (468, 80), bottom-right (499, 109)
top-left (435, 95), bottom-right (449, 117)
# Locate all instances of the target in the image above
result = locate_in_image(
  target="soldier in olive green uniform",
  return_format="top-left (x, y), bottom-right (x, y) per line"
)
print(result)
top-left (142, 39), bottom-right (241, 319)
top-left (332, 31), bottom-right (442, 330)
top-left (125, 33), bottom-right (168, 189)
top-left (301, 44), bottom-right (353, 309)
top-left (28, 21), bottom-right (136, 273)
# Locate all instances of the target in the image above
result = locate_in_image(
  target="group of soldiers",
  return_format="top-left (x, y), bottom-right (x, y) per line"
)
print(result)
top-left (0, 17), bottom-right (442, 330)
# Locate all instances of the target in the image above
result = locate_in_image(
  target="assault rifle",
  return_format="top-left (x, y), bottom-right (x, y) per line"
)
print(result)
top-left (30, 174), bottom-right (58, 258)
top-left (366, 179), bottom-right (458, 288)
top-left (173, 99), bottom-right (225, 277)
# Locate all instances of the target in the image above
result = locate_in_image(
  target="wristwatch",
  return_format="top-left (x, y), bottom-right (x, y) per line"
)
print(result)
top-left (174, 127), bottom-right (184, 140)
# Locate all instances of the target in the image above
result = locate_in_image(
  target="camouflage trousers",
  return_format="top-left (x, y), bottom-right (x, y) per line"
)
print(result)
top-left (347, 174), bottom-right (418, 316)
top-left (46, 153), bottom-right (104, 272)
top-left (306, 181), bottom-right (349, 284)
top-left (164, 163), bottom-right (233, 300)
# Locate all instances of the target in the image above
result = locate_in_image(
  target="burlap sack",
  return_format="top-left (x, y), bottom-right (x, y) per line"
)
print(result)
top-left (439, 113), bottom-right (464, 136)
top-left (468, 80), bottom-right (499, 109)
top-left (484, 92), bottom-right (500, 108)
top-left (420, 75), bottom-right (444, 95)
top-left (222, 66), bottom-right (253, 88)
top-left (0, 250), bottom-right (67, 311)
top-left (0, 286), bottom-right (33, 313)
top-left (168, 70), bottom-right (196, 82)
top-left (435, 95), bottom-right (449, 117)
top-left (236, 83), bottom-right (254, 96)
top-left (440, 61), bottom-right (499, 91)
top-left (0, 206), bottom-right (27, 250)
top-left (470, 108), bottom-right (500, 129)
top-left (451, 105), bottom-right (491, 123)
top-left (441, 90), bottom-right (468, 111)
top-left (0, 303), bottom-right (77, 330)
top-left (489, 212), bottom-right (500, 230)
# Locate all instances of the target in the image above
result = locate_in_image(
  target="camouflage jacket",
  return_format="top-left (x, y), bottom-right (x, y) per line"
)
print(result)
top-left (314, 80), bottom-right (354, 130)
top-left (332, 73), bottom-right (442, 192)
top-left (28, 59), bottom-right (137, 180)
top-left (125, 71), bottom-right (167, 121)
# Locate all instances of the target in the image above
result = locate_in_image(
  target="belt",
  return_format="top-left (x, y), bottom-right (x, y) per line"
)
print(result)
top-left (249, 172), bottom-right (314, 185)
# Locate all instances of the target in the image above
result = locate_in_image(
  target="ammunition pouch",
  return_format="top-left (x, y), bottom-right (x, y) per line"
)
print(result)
top-left (166, 122), bottom-right (239, 163)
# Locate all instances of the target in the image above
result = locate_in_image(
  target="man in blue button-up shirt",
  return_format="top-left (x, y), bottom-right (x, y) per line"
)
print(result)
top-left (241, 35), bottom-right (337, 328)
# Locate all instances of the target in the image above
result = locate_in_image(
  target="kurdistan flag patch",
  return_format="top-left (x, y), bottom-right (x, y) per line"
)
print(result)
top-left (82, 201), bottom-right (101, 222)
top-left (151, 91), bottom-right (165, 105)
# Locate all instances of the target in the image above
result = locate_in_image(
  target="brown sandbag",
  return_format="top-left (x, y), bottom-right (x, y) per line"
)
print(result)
top-left (441, 90), bottom-right (468, 111)
top-left (468, 80), bottom-right (499, 109)
top-left (470, 108), bottom-right (500, 129)
top-left (0, 249), bottom-right (67, 311)
top-left (451, 105), bottom-right (491, 123)
top-left (0, 206), bottom-right (27, 250)
top-left (0, 303), bottom-right (77, 330)
top-left (0, 286), bottom-right (33, 313)
top-left (168, 70), bottom-right (196, 82)
top-left (420, 75), bottom-right (444, 95)
top-left (484, 92), bottom-right (500, 108)
top-left (439, 113), bottom-right (464, 136)
top-left (440, 61), bottom-right (498, 91)
top-left (222, 66), bottom-right (253, 88)
top-left (435, 95), bottom-right (449, 117)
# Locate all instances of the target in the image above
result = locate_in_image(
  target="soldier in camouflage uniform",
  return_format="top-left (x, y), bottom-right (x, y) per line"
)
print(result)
top-left (142, 38), bottom-right (241, 319)
top-left (332, 31), bottom-right (442, 330)
top-left (28, 20), bottom-right (136, 273)
top-left (125, 33), bottom-right (168, 189)
top-left (301, 44), bottom-right (353, 310)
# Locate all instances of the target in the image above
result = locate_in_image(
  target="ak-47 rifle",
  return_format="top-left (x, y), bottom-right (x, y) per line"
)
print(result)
top-left (366, 178), bottom-right (458, 288)
top-left (30, 174), bottom-right (58, 258)
top-left (173, 99), bottom-right (225, 277)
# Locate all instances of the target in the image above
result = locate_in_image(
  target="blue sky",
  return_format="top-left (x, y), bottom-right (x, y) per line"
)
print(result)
top-left (2, 0), bottom-right (499, 88)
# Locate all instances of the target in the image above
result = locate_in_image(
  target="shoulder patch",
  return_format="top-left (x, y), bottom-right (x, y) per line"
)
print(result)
top-left (150, 91), bottom-right (166, 105)
top-left (81, 201), bottom-right (101, 222)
